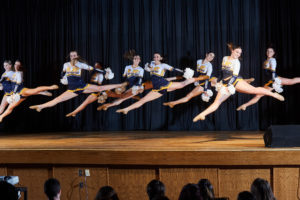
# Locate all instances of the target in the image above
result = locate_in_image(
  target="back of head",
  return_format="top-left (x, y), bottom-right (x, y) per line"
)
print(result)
top-left (147, 180), bottom-right (165, 200)
top-left (251, 178), bottom-right (275, 200)
top-left (237, 191), bottom-right (256, 200)
top-left (0, 181), bottom-right (19, 200)
top-left (95, 186), bottom-right (119, 200)
top-left (178, 183), bottom-right (202, 200)
top-left (197, 179), bottom-right (214, 200)
top-left (44, 178), bottom-right (61, 200)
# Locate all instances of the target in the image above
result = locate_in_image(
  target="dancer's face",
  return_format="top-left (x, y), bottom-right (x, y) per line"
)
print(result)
top-left (206, 53), bottom-right (215, 62)
top-left (14, 61), bottom-right (21, 71)
top-left (266, 48), bottom-right (275, 58)
top-left (153, 53), bottom-right (162, 64)
top-left (231, 48), bottom-right (242, 59)
top-left (133, 55), bottom-right (141, 66)
top-left (70, 51), bottom-right (78, 61)
top-left (94, 62), bottom-right (102, 70)
top-left (3, 62), bottom-right (12, 71)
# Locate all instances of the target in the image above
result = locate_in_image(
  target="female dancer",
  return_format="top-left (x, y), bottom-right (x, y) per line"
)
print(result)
top-left (0, 60), bottom-right (14, 114)
top-left (65, 62), bottom-right (106, 117)
top-left (237, 47), bottom-right (300, 111)
top-left (0, 60), bottom-right (59, 122)
top-left (97, 52), bottom-right (145, 111)
top-left (29, 51), bottom-right (127, 112)
top-left (163, 52), bottom-right (215, 108)
top-left (116, 52), bottom-right (208, 114)
top-left (193, 43), bottom-right (285, 122)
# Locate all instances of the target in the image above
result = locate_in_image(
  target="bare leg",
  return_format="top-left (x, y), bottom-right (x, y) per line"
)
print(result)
top-left (22, 85), bottom-right (58, 97)
top-left (0, 96), bottom-right (9, 115)
top-left (235, 80), bottom-right (284, 101)
top-left (280, 77), bottom-right (300, 86)
top-left (116, 91), bottom-right (162, 114)
top-left (237, 86), bottom-right (272, 111)
top-left (98, 90), bottom-right (138, 111)
top-left (164, 86), bottom-right (204, 108)
top-left (83, 83), bottom-right (127, 93)
top-left (193, 91), bottom-right (231, 122)
top-left (29, 91), bottom-right (78, 112)
top-left (0, 99), bottom-right (26, 123)
top-left (66, 94), bottom-right (98, 117)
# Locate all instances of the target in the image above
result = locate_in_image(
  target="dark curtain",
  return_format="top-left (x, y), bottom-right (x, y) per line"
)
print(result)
top-left (0, 0), bottom-right (299, 132)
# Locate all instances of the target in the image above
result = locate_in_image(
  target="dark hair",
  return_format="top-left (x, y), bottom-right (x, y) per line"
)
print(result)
top-left (14, 60), bottom-right (24, 72)
top-left (198, 179), bottom-right (214, 200)
top-left (4, 60), bottom-right (12, 65)
top-left (95, 186), bottom-right (119, 200)
top-left (237, 191), bottom-right (256, 200)
top-left (178, 183), bottom-right (202, 200)
top-left (44, 178), bottom-right (61, 200)
top-left (0, 181), bottom-right (19, 200)
top-left (147, 180), bottom-right (165, 200)
top-left (251, 178), bottom-right (276, 200)
top-left (151, 196), bottom-right (170, 200)
top-left (94, 62), bottom-right (104, 70)
top-left (227, 43), bottom-right (242, 52)
top-left (154, 52), bottom-right (167, 63)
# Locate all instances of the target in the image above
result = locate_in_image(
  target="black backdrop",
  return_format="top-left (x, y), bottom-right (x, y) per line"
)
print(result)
top-left (0, 0), bottom-right (299, 132)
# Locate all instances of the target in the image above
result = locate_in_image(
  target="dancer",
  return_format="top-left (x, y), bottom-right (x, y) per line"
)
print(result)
top-left (0, 60), bottom-right (58, 122)
top-left (97, 51), bottom-right (145, 111)
top-left (29, 51), bottom-right (127, 112)
top-left (193, 43), bottom-right (285, 122)
top-left (163, 52), bottom-right (215, 108)
top-left (0, 60), bottom-right (14, 114)
top-left (116, 52), bottom-right (208, 114)
top-left (237, 47), bottom-right (300, 111)
top-left (65, 62), bottom-right (106, 117)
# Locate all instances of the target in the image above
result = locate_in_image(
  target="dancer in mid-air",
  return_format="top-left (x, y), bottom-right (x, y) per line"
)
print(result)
top-left (193, 43), bottom-right (285, 122)
top-left (0, 60), bottom-right (58, 122)
top-left (29, 51), bottom-right (127, 112)
top-left (163, 52), bottom-right (215, 108)
top-left (116, 52), bottom-right (208, 114)
top-left (237, 47), bottom-right (300, 111)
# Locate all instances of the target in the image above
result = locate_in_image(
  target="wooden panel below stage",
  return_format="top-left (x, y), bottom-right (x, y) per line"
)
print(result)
top-left (1, 131), bottom-right (300, 200)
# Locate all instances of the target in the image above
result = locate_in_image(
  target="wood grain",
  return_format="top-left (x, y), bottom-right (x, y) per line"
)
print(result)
top-left (273, 167), bottom-right (300, 200)
top-left (108, 169), bottom-right (156, 200)
top-left (160, 168), bottom-right (218, 200)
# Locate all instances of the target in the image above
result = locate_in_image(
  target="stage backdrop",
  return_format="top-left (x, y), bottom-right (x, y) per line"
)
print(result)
top-left (0, 0), bottom-right (299, 132)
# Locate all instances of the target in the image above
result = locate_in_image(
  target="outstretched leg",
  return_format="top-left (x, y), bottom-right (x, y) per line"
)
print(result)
top-left (167, 76), bottom-right (207, 92)
top-left (164, 86), bottom-right (204, 108)
top-left (116, 91), bottom-right (162, 114)
top-left (98, 90), bottom-right (138, 111)
top-left (29, 91), bottom-right (78, 112)
top-left (0, 96), bottom-right (9, 115)
top-left (22, 85), bottom-right (58, 97)
top-left (280, 77), bottom-right (300, 86)
top-left (235, 80), bottom-right (284, 101)
top-left (193, 91), bottom-right (231, 122)
top-left (83, 82), bottom-right (127, 93)
top-left (66, 94), bottom-right (98, 117)
top-left (237, 86), bottom-right (272, 111)
top-left (0, 99), bottom-right (26, 122)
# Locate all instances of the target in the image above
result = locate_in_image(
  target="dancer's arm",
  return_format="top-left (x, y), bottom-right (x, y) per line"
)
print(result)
top-left (13, 72), bottom-right (23, 93)
top-left (270, 58), bottom-right (278, 80)
top-left (203, 63), bottom-right (213, 91)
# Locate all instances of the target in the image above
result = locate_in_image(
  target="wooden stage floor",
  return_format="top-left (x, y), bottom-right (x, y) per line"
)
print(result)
top-left (0, 131), bottom-right (300, 166)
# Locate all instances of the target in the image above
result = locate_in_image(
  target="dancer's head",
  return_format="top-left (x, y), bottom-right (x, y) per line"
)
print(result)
top-left (44, 178), bottom-right (61, 200)
top-left (69, 51), bottom-right (79, 61)
top-left (205, 53), bottom-right (215, 62)
top-left (251, 178), bottom-right (276, 200)
top-left (146, 180), bottom-right (165, 200)
top-left (14, 60), bottom-right (24, 72)
top-left (3, 60), bottom-right (12, 71)
top-left (198, 179), bottom-right (214, 200)
top-left (94, 62), bottom-right (104, 70)
top-left (227, 43), bottom-right (242, 59)
top-left (123, 49), bottom-right (141, 67)
top-left (95, 186), bottom-right (119, 200)
top-left (133, 55), bottom-right (141, 66)
top-left (153, 53), bottom-right (165, 64)
top-left (266, 48), bottom-right (275, 58)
